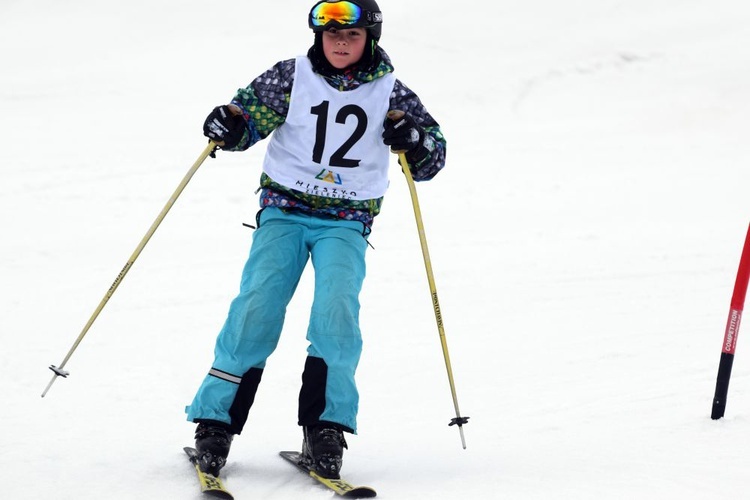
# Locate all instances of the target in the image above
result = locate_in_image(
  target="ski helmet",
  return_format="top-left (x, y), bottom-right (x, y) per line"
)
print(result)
top-left (308, 0), bottom-right (383, 41)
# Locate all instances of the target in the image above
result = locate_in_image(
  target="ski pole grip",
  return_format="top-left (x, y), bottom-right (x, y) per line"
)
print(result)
top-left (387, 109), bottom-right (405, 121)
top-left (386, 110), bottom-right (410, 155)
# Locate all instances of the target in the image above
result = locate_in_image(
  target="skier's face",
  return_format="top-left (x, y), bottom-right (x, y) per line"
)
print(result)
top-left (321, 27), bottom-right (367, 69)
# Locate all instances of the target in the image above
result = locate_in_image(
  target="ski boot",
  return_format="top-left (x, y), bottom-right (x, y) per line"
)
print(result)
top-left (302, 424), bottom-right (348, 479)
top-left (194, 421), bottom-right (233, 477)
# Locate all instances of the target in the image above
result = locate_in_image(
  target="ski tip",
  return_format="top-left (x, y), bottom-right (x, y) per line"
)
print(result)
top-left (281, 451), bottom-right (377, 497)
top-left (342, 487), bottom-right (378, 498)
top-left (204, 489), bottom-right (234, 500)
top-left (279, 450), bottom-right (303, 462)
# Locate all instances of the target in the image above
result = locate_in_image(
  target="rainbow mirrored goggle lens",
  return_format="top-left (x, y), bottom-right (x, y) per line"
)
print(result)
top-left (310, 1), bottom-right (364, 30)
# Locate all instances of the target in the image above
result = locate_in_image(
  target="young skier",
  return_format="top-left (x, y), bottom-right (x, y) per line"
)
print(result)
top-left (185, 0), bottom-right (446, 479)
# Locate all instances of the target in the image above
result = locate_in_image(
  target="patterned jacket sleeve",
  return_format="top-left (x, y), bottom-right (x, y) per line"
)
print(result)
top-left (389, 79), bottom-right (447, 181)
top-left (224, 59), bottom-right (296, 151)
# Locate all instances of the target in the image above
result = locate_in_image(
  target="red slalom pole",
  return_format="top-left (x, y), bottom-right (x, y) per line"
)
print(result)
top-left (711, 223), bottom-right (750, 419)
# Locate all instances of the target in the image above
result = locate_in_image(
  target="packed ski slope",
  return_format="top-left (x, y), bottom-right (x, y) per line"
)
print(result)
top-left (2, 0), bottom-right (750, 498)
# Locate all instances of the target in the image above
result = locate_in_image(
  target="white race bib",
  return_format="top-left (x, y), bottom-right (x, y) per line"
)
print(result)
top-left (262, 56), bottom-right (396, 200)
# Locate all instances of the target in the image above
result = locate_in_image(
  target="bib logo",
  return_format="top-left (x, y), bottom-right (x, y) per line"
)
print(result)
top-left (315, 169), bottom-right (343, 185)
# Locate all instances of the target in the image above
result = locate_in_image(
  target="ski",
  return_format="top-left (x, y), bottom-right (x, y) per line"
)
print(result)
top-left (279, 450), bottom-right (377, 498)
top-left (184, 447), bottom-right (234, 499)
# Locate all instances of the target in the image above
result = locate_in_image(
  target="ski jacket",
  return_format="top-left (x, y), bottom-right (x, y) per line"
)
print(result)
top-left (227, 47), bottom-right (446, 228)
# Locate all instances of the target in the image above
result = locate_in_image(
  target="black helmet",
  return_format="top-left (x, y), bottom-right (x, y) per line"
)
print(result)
top-left (308, 0), bottom-right (383, 41)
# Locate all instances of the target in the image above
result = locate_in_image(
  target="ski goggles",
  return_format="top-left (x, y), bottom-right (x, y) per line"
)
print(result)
top-left (309, 1), bottom-right (381, 31)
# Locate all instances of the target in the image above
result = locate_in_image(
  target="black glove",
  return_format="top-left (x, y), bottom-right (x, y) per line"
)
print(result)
top-left (382, 111), bottom-right (433, 163)
top-left (203, 105), bottom-right (246, 149)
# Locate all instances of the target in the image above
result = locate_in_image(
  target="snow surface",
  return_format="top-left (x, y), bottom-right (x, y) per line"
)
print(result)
top-left (2, 0), bottom-right (750, 498)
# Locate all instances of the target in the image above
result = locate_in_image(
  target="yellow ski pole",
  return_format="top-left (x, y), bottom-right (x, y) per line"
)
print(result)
top-left (41, 141), bottom-right (218, 398)
top-left (388, 111), bottom-right (469, 448)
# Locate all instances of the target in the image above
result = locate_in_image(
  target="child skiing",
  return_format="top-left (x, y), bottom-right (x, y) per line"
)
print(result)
top-left (186, 0), bottom-right (446, 479)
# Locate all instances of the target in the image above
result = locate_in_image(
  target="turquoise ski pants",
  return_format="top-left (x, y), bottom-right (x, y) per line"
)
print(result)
top-left (185, 207), bottom-right (368, 433)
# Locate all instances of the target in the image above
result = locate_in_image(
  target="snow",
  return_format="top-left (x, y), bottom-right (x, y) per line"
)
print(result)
top-left (2, 0), bottom-right (750, 498)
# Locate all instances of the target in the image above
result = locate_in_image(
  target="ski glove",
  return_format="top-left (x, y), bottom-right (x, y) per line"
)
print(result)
top-left (382, 111), bottom-right (434, 164)
top-left (203, 105), bottom-right (246, 149)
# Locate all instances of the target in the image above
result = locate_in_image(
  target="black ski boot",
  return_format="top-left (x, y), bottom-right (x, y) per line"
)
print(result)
top-left (302, 424), bottom-right (348, 479)
top-left (194, 422), bottom-right (233, 477)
